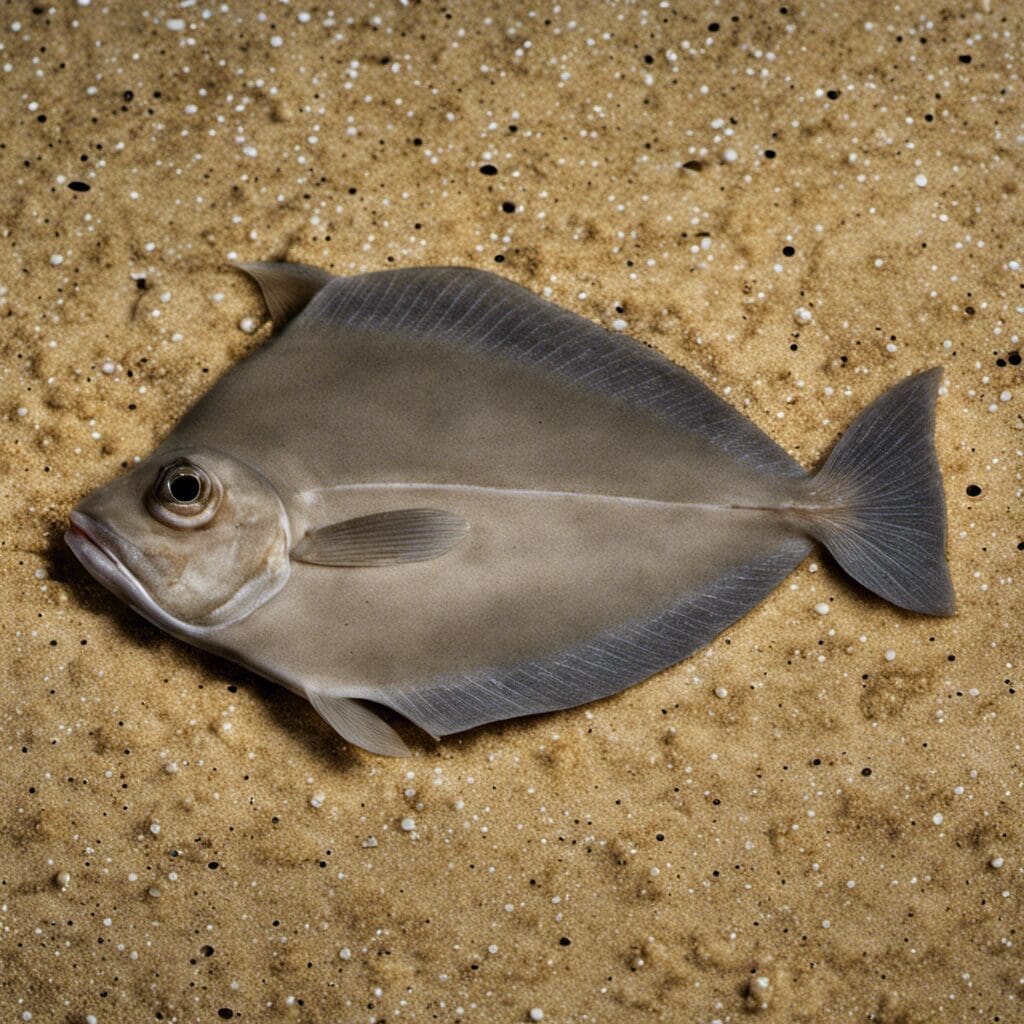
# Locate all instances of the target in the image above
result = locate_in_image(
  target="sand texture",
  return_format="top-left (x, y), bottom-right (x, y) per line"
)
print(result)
top-left (2, 1), bottom-right (1021, 1021)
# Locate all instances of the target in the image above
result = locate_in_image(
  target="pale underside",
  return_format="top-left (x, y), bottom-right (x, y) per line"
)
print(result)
top-left (161, 267), bottom-right (814, 738)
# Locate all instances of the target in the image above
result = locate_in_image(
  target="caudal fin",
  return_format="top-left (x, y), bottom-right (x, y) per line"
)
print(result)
top-left (802, 368), bottom-right (955, 616)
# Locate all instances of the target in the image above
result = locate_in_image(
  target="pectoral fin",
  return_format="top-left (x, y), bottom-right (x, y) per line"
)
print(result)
top-left (292, 508), bottom-right (470, 567)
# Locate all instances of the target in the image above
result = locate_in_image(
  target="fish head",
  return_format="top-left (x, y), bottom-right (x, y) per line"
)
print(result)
top-left (65, 446), bottom-right (290, 637)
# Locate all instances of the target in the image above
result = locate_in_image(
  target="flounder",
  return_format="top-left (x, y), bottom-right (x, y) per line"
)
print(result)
top-left (66, 264), bottom-right (955, 755)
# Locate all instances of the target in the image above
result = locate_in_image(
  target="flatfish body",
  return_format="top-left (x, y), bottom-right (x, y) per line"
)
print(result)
top-left (66, 264), bottom-right (954, 754)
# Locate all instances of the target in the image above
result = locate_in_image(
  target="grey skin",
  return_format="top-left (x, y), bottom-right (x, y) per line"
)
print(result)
top-left (66, 264), bottom-right (955, 755)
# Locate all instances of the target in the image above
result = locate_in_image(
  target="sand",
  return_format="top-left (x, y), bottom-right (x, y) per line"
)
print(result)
top-left (1, 1), bottom-right (1021, 1021)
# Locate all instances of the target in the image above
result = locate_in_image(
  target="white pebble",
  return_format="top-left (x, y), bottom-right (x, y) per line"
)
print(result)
top-left (530, 1010), bottom-right (545, 1022)
top-left (49, 254), bottom-right (64, 266)
top-left (400, 817), bottom-right (416, 831)
top-left (1000, 390), bottom-right (1011, 402)
top-left (723, 147), bottom-right (738, 162)
top-left (884, 649), bottom-right (896, 662)
top-left (714, 686), bottom-right (728, 698)
top-left (239, 316), bottom-right (258, 334)
top-left (101, 360), bottom-right (116, 375)
top-left (611, 318), bottom-right (628, 331)
top-left (166, 17), bottom-right (185, 30)
top-left (149, 821), bottom-right (161, 834)
top-left (310, 792), bottom-right (325, 809)
top-left (339, 947), bottom-right (352, 960)
top-left (914, 173), bottom-right (928, 187)
top-left (56, 870), bottom-right (71, 890)
top-left (932, 812), bottom-right (944, 825)
top-left (990, 856), bottom-right (1004, 869)
top-left (270, 34), bottom-right (284, 47)
top-left (794, 306), bottom-right (813, 324)
top-left (814, 602), bottom-right (830, 615)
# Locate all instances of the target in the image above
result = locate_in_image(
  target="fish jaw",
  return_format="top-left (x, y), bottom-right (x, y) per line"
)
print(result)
top-left (65, 510), bottom-right (206, 641)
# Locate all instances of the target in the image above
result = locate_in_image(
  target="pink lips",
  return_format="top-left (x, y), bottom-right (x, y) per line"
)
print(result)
top-left (67, 510), bottom-right (109, 557)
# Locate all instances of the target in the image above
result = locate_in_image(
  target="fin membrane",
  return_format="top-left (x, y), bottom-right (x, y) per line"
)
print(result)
top-left (803, 367), bottom-right (955, 616)
top-left (292, 508), bottom-right (469, 567)
top-left (378, 537), bottom-right (811, 738)
top-left (309, 691), bottom-right (410, 756)
top-left (291, 266), bottom-right (808, 478)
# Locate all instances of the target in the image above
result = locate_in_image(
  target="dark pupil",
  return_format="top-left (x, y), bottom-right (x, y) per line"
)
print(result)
top-left (169, 473), bottom-right (201, 503)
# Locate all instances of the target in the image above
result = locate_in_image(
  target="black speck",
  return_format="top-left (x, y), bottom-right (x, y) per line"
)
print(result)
top-left (826, 89), bottom-right (839, 100)
top-left (217, 1011), bottom-right (234, 1021)
top-left (1008, 351), bottom-right (1021, 365)
top-left (861, 767), bottom-right (872, 777)
top-left (958, 54), bottom-right (972, 64)
top-left (559, 936), bottom-right (571, 946)
top-left (782, 245), bottom-right (795, 257)
top-left (68, 181), bottom-right (91, 192)
top-left (123, 90), bottom-right (134, 101)
top-left (501, 201), bottom-right (516, 213)
top-left (764, 149), bottom-right (776, 159)
top-left (965, 484), bottom-right (981, 497)
top-left (479, 164), bottom-right (498, 176)
top-left (708, 22), bottom-right (720, 32)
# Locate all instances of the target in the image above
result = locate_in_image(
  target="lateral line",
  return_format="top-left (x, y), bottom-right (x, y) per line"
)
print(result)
top-left (303, 480), bottom-right (836, 515)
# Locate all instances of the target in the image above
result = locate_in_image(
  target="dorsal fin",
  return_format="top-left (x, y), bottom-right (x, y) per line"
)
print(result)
top-left (234, 261), bottom-right (335, 328)
top-left (291, 266), bottom-right (806, 478)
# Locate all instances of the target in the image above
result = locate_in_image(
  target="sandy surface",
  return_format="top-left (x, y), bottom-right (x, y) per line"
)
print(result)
top-left (2, 2), bottom-right (1021, 1021)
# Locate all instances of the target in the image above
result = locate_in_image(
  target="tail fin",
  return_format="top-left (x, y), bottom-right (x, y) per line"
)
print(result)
top-left (802, 368), bottom-right (955, 616)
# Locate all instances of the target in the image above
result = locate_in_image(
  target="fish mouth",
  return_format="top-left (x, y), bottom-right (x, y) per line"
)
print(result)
top-left (64, 511), bottom-right (192, 637)
top-left (66, 511), bottom-right (135, 597)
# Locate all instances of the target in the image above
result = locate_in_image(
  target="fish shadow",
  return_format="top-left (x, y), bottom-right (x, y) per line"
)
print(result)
top-left (47, 532), bottom-right (388, 771)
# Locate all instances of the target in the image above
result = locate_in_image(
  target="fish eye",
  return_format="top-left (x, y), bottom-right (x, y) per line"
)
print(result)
top-left (148, 459), bottom-right (222, 529)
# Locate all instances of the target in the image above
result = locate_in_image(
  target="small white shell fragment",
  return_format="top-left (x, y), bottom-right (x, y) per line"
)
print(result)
top-left (932, 812), bottom-right (944, 825)
top-left (814, 602), bottom-right (830, 615)
top-left (884, 649), bottom-right (896, 662)
top-left (914, 173), bottom-right (928, 187)
top-left (239, 316), bottom-right (258, 334)
top-left (990, 855), bottom-right (1004, 869)
top-left (339, 947), bottom-right (352, 960)
top-left (530, 1011), bottom-right (544, 1022)
top-left (310, 792), bottom-right (325, 808)
top-left (400, 817), bottom-right (416, 831)
top-left (714, 686), bottom-right (728, 698)
top-left (794, 306), bottom-right (813, 324)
